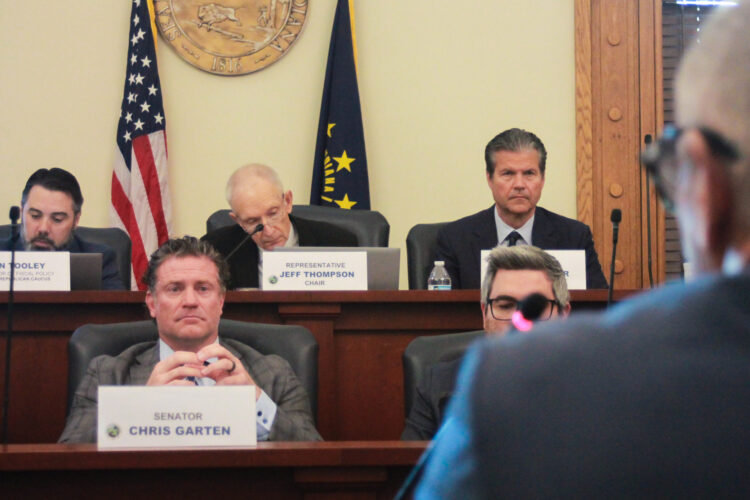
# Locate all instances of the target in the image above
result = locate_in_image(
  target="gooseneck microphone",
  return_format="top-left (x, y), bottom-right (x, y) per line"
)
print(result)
top-left (644, 134), bottom-right (655, 288)
top-left (608, 208), bottom-right (622, 307)
top-left (511, 293), bottom-right (550, 332)
top-left (3, 205), bottom-right (21, 445)
top-left (225, 224), bottom-right (264, 261)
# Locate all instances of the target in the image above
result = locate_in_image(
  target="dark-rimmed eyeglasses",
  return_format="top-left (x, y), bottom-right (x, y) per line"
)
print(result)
top-left (640, 125), bottom-right (740, 212)
top-left (485, 295), bottom-right (559, 322)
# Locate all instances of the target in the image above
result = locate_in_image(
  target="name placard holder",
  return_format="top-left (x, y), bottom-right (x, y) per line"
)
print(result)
top-left (98, 386), bottom-right (256, 449)
top-left (480, 248), bottom-right (587, 290)
top-left (0, 251), bottom-right (70, 291)
top-left (261, 251), bottom-right (368, 290)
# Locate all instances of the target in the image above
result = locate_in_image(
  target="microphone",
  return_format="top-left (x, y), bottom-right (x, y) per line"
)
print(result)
top-left (225, 224), bottom-right (263, 261)
top-left (607, 209), bottom-right (622, 307)
top-left (511, 293), bottom-right (550, 332)
top-left (3, 206), bottom-right (22, 445)
top-left (644, 134), bottom-right (654, 288)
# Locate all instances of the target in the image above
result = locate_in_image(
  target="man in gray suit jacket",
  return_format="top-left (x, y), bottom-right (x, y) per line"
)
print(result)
top-left (59, 236), bottom-right (321, 443)
top-left (415, 2), bottom-right (750, 497)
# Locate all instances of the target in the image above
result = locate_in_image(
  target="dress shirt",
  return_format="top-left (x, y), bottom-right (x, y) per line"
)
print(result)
top-left (494, 208), bottom-right (533, 247)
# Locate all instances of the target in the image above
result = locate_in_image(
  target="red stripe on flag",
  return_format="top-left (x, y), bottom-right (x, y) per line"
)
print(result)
top-left (111, 172), bottom-right (150, 290)
top-left (133, 134), bottom-right (169, 244)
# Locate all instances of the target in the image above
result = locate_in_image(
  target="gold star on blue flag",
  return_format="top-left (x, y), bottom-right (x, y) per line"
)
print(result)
top-left (310, 0), bottom-right (370, 210)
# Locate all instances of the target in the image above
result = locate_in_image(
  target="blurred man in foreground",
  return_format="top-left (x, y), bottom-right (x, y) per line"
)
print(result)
top-left (402, 245), bottom-right (570, 440)
top-left (415, 2), bottom-right (750, 497)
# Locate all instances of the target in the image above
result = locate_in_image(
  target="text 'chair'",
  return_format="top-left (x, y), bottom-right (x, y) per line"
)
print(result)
top-left (406, 222), bottom-right (449, 289)
top-left (0, 225), bottom-right (132, 290)
top-left (206, 205), bottom-right (391, 247)
top-left (402, 331), bottom-right (483, 417)
top-left (68, 319), bottom-right (319, 420)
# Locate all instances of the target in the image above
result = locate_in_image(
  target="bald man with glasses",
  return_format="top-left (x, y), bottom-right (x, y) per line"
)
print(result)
top-left (202, 164), bottom-right (357, 289)
top-left (401, 245), bottom-right (570, 440)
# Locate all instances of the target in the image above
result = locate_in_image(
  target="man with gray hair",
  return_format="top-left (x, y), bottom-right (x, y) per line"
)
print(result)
top-left (401, 245), bottom-right (570, 440)
top-left (415, 2), bottom-right (750, 496)
top-left (202, 164), bottom-right (357, 289)
top-left (434, 127), bottom-right (607, 289)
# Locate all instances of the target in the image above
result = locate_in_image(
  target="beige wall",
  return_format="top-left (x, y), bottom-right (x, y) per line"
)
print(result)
top-left (0, 0), bottom-right (575, 289)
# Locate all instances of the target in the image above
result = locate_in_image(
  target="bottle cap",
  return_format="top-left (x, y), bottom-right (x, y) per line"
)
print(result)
top-left (434, 261), bottom-right (445, 266)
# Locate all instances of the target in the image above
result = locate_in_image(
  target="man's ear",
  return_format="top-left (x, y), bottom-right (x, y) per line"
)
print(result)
top-left (72, 211), bottom-right (81, 230)
top-left (145, 290), bottom-right (157, 318)
top-left (681, 129), bottom-right (734, 267)
top-left (229, 211), bottom-right (238, 223)
top-left (284, 190), bottom-right (293, 213)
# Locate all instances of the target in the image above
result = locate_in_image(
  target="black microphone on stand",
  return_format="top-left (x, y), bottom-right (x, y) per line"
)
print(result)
top-left (3, 205), bottom-right (21, 445)
top-left (511, 293), bottom-right (551, 332)
top-left (644, 134), bottom-right (655, 288)
top-left (225, 224), bottom-right (263, 261)
top-left (607, 209), bottom-right (622, 307)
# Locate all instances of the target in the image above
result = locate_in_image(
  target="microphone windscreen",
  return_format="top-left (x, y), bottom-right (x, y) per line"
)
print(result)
top-left (9, 206), bottom-right (20, 223)
top-left (610, 208), bottom-right (622, 224)
top-left (519, 293), bottom-right (549, 321)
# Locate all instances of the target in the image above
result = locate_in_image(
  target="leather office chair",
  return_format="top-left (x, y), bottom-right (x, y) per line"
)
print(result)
top-left (406, 222), bottom-right (449, 289)
top-left (205, 205), bottom-right (391, 247)
top-left (0, 225), bottom-right (132, 290)
top-left (67, 319), bottom-right (319, 420)
top-left (402, 330), bottom-right (483, 417)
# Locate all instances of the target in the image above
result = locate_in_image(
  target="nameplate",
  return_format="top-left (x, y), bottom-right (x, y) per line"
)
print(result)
top-left (480, 249), bottom-right (587, 290)
top-left (261, 251), bottom-right (367, 290)
top-left (0, 251), bottom-right (70, 291)
top-left (98, 386), bottom-right (256, 449)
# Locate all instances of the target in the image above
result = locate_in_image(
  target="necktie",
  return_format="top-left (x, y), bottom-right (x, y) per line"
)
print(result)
top-left (506, 231), bottom-right (522, 247)
top-left (186, 361), bottom-right (211, 385)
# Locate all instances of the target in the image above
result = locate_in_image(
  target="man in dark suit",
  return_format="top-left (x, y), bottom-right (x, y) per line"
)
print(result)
top-left (203, 164), bottom-right (357, 289)
top-left (415, 3), bottom-right (750, 497)
top-left (0, 168), bottom-right (124, 290)
top-left (59, 236), bottom-right (321, 443)
top-left (401, 245), bottom-right (570, 440)
top-left (434, 128), bottom-right (607, 289)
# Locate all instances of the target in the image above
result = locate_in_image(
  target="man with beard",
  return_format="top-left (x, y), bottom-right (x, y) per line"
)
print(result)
top-left (0, 168), bottom-right (124, 289)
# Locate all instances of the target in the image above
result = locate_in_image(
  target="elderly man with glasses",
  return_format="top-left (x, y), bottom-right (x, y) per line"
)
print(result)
top-left (203, 164), bottom-right (357, 289)
top-left (401, 245), bottom-right (570, 440)
top-left (414, 2), bottom-right (750, 496)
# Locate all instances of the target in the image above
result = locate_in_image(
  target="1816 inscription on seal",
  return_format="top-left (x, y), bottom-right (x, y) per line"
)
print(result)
top-left (154, 0), bottom-right (308, 75)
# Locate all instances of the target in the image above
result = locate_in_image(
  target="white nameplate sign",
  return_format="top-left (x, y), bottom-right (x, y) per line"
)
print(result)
top-left (98, 386), bottom-right (256, 450)
top-left (261, 251), bottom-right (367, 290)
top-left (0, 251), bottom-right (70, 291)
top-left (480, 248), bottom-right (587, 290)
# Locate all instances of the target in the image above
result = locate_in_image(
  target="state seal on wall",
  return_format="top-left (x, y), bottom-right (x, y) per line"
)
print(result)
top-left (154, 0), bottom-right (309, 75)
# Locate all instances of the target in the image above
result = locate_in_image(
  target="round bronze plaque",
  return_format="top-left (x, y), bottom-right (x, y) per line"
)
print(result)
top-left (154, 0), bottom-right (309, 76)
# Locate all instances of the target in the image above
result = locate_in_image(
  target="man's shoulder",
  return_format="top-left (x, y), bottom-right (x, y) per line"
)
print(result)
top-left (439, 207), bottom-right (494, 236)
top-left (534, 206), bottom-right (589, 232)
top-left (202, 224), bottom-right (246, 250)
top-left (87, 341), bottom-right (157, 380)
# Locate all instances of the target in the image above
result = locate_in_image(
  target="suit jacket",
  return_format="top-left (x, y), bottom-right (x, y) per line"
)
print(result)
top-left (0, 233), bottom-right (124, 290)
top-left (59, 338), bottom-right (321, 443)
top-left (202, 214), bottom-right (358, 289)
top-left (434, 206), bottom-right (608, 289)
top-left (416, 273), bottom-right (750, 498)
top-left (401, 358), bottom-right (461, 441)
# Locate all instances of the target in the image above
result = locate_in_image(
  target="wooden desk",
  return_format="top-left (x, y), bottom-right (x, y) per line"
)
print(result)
top-left (0, 441), bottom-right (427, 498)
top-left (0, 289), bottom-right (637, 443)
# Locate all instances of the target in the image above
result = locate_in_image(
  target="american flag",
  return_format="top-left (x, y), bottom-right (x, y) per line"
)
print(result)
top-left (111, 0), bottom-right (171, 290)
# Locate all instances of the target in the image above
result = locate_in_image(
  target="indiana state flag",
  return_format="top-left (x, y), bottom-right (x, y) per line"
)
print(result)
top-left (311, 0), bottom-right (370, 210)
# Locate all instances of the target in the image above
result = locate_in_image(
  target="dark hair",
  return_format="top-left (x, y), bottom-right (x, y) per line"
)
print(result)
top-left (21, 168), bottom-right (84, 213)
top-left (484, 128), bottom-right (548, 176)
top-left (142, 236), bottom-right (230, 292)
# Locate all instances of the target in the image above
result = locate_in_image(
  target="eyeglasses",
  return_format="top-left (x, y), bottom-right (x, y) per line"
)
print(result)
top-left (485, 295), bottom-right (559, 322)
top-left (236, 196), bottom-right (288, 232)
top-left (640, 125), bottom-right (739, 212)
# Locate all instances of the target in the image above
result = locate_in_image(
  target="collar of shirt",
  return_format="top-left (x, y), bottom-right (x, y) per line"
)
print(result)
top-left (159, 338), bottom-right (219, 386)
top-left (494, 208), bottom-right (534, 246)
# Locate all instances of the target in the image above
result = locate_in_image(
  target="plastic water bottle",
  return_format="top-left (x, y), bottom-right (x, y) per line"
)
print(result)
top-left (427, 261), bottom-right (452, 290)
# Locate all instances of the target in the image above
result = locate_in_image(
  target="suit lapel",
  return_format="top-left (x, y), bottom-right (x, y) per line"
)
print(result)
top-left (131, 344), bottom-right (160, 384)
top-left (531, 207), bottom-right (559, 247)
top-left (473, 206), bottom-right (500, 250)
